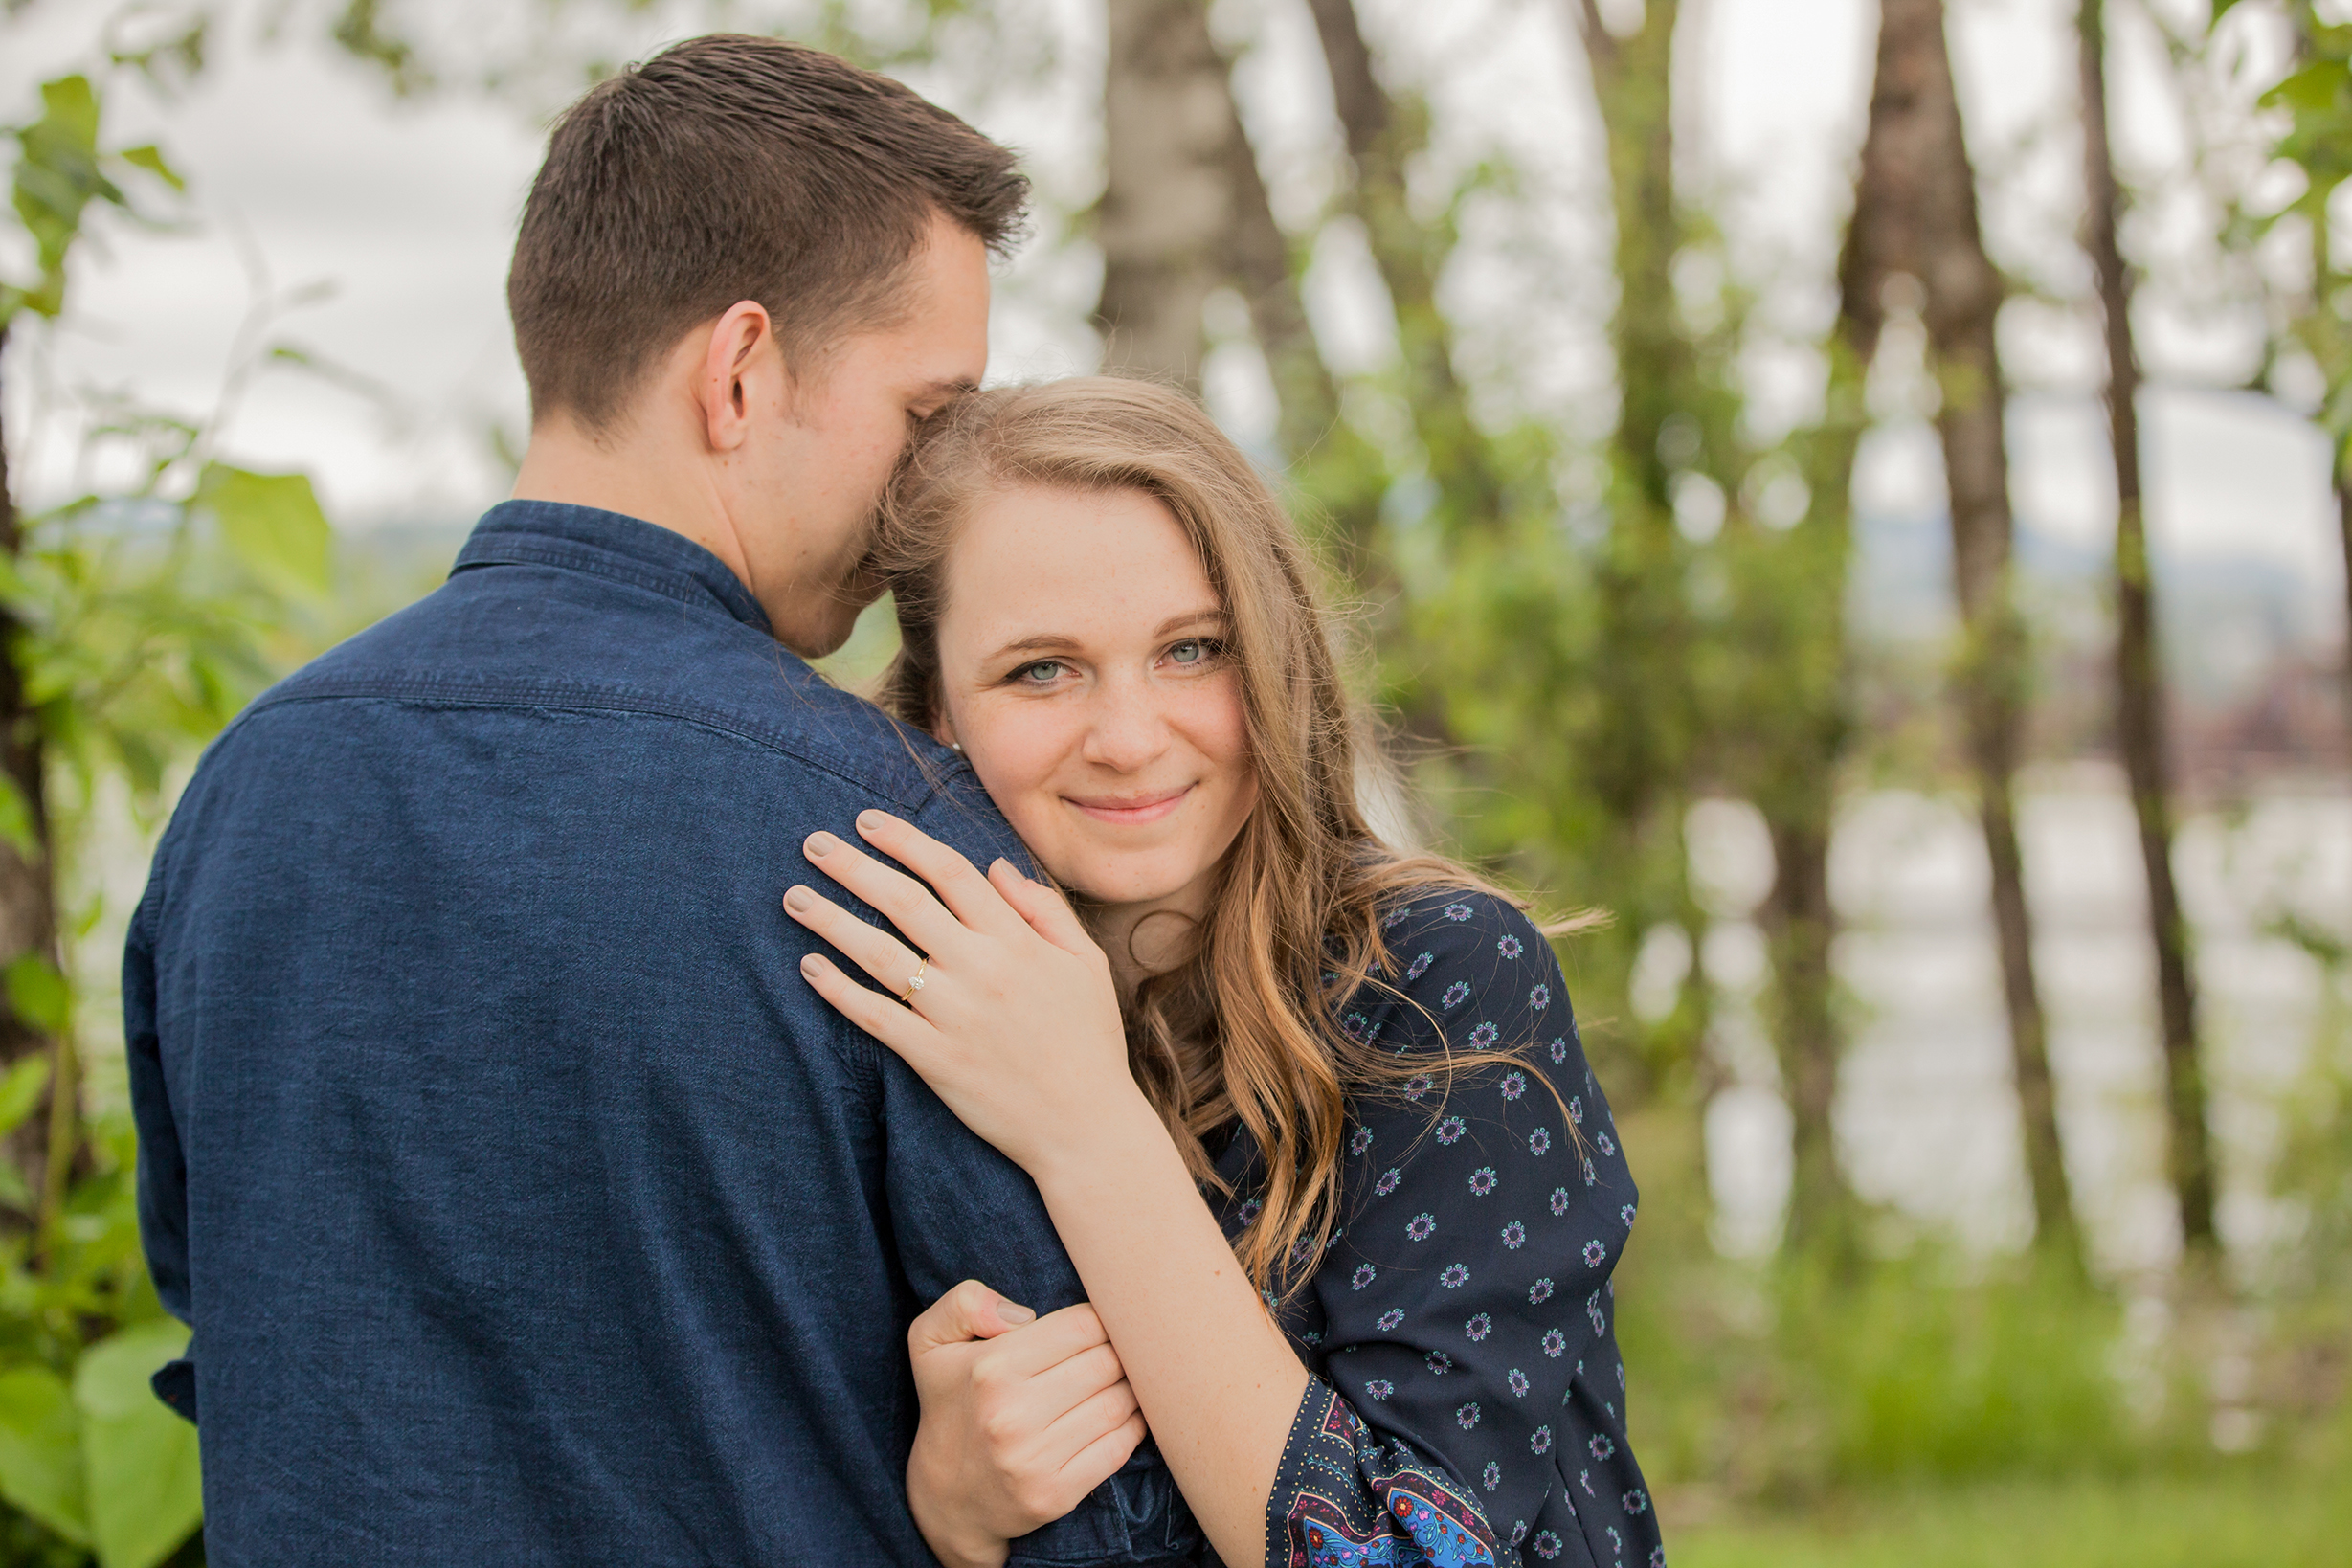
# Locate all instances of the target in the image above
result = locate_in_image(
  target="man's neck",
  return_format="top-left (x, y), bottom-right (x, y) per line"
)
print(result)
top-left (510, 414), bottom-right (753, 592)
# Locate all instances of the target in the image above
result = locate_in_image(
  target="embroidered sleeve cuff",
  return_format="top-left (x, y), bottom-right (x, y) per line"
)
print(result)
top-left (1263, 1378), bottom-right (1499, 1568)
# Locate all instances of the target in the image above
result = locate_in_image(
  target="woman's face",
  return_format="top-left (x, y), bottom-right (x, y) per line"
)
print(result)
top-left (930, 483), bottom-right (1259, 919)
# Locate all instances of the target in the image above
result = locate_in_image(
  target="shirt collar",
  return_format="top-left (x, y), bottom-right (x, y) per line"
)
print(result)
top-left (452, 500), bottom-right (774, 638)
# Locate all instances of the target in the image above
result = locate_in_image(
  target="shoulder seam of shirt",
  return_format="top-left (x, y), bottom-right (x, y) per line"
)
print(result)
top-left (243, 679), bottom-right (944, 813)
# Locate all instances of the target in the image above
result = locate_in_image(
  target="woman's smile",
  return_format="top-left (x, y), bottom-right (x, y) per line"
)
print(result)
top-left (1065, 784), bottom-right (1194, 825)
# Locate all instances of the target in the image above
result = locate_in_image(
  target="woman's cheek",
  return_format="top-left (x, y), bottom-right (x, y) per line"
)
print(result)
top-left (969, 712), bottom-right (1075, 850)
top-left (1198, 673), bottom-right (1254, 771)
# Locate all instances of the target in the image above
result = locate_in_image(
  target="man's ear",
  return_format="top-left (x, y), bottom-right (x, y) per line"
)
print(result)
top-left (698, 301), bottom-right (778, 454)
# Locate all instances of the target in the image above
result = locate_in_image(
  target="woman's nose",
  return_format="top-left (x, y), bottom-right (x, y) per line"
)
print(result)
top-left (1080, 683), bottom-right (1174, 772)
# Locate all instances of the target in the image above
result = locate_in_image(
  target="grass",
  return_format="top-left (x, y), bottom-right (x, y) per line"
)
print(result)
top-left (1664, 1465), bottom-right (2352, 1568)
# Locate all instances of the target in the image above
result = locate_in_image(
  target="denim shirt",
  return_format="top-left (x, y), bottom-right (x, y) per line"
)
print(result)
top-left (123, 501), bottom-right (1199, 1568)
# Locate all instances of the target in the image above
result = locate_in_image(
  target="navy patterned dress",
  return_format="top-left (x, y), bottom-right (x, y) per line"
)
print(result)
top-left (1204, 891), bottom-right (1662, 1568)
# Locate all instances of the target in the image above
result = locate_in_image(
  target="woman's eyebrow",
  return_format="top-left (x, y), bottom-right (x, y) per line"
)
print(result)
top-left (987, 633), bottom-right (1082, 660)
top-left (1154, 608), bottom-right (1230, 637)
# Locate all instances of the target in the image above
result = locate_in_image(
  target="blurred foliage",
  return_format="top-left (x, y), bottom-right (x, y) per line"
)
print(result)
top-left (1669, 1465), bottom-right (2352, 1568)
top-left (2251, 6), bottom-right (2352, 495)
top-left (0, 58), bottom-right (353, 1567)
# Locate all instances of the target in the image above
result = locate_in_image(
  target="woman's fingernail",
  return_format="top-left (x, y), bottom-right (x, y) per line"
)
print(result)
top-left (799, 954), bottom-right (826, 978)
top-left (784, 886), bottom-right (815, 913)
top-left (858, 810), bottom-right (886, 835)
top-left (806, 832), bottom-right (839, 858)
top-left (997, 1301), bottom-right (1036, 1325)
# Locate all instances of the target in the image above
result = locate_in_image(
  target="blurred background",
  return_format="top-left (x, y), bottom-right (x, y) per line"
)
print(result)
top-left (2, 0), bottom-right (2349, 1563)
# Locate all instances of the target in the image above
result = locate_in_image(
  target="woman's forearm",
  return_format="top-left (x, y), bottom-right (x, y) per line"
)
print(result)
top-left (1027, 1094), bottom-right (1310, 1568)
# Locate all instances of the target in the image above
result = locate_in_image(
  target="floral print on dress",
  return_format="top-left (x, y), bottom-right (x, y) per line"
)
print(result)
top-left (1214, 891), bottom-right (1661, 1568)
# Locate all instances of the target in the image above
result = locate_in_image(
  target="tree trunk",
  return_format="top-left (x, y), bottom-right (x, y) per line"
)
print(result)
top-left (2339, 474), bottom-right (2352, 740)
top-left (1764, 812), bottom-right (1844, 1248)
top-left (1851, 0), bottom-right (2080, 1265)
top-left (1206, 39), bottom-right (1390, 591)
top-left (0, 323), bottom-right (62, 1229)
top-left (1562, 0), bottom-right (1727, 1115)
top-left (1096, 0), bottom-right (1392, 594)
top-left (1574, 0), bottom-right (1687, 520)
top-left (1216, 103), bottom-right (1334, 471)
top-left (1744, 158), bottom-right (1904, 1257)
top-left (2080, 0), bottom-right (2214, 1261)
top-left (1569, 0), bottom-right (1702, 881)
top-left (1096, 0), bottom-right (1234, 387)
top-left (1301, 0), bottom-right (1508, 538)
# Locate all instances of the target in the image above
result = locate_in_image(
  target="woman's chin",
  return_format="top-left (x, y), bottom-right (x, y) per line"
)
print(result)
top-left (1059, 861), bottom-right (1215, 914)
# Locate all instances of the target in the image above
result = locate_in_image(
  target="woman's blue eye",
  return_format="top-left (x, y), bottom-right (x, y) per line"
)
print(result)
top-left (1016, 661), bottom-right (1064, 684)
top-left (1170, 639), bottom-right (1208, 665)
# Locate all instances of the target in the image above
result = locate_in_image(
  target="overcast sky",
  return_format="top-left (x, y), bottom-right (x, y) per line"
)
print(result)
top-left (0, 0), bottom-right (2342, 598)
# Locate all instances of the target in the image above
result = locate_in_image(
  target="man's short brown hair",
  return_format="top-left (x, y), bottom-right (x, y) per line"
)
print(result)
top-left (507, 34), bottom-right (1028, 431)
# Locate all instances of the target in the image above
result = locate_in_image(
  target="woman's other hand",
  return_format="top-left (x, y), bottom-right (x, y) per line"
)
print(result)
top-left (786, 810), bottom-right (1146, 1176)
top-left (906, 1280), bottom-right (1149, 1568)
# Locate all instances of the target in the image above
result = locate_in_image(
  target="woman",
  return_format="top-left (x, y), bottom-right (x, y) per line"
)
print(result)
top-left (783, 379), bottom-right (1659, 1568)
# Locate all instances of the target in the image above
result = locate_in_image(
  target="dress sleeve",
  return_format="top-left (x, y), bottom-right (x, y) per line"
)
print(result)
top-left (1255, 892), bottom-right (1662, 1568)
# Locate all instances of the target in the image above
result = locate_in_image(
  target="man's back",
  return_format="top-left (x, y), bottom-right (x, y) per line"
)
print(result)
top-left (125, 502), bottom-right (1195, 1566)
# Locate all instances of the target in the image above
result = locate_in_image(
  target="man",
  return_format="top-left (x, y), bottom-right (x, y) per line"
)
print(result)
top-left (124, 36), bottom-right (1195, 1565)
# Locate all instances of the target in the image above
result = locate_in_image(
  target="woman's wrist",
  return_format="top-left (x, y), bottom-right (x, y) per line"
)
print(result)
top-left (1024, 1086), bottom-right (1174, 1201)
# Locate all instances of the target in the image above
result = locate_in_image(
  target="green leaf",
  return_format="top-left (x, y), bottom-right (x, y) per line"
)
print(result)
top-left (113, 146), bottom-right (184, 193)
top-left (0, 773), bottom-right (39, 861)
top-left (11, 76), bottom-right (121, 313)
top-left (75, 1323), bottom-right (200, 1568)
top-left (0, 1155), bottom-right (32, 1212)
top-left (0, 1057), bottom-right (51, 1138)
top-left (4, 955), bottom-right (69, 1037)
top-left (2263, 58), bottom-right (2349, 114)
top-left (193, 463), bottom-right (333, 597)
top-left (0, 1365), bottom-right (91, 1545)
top-left (33, 76), bottom-right (100, 150)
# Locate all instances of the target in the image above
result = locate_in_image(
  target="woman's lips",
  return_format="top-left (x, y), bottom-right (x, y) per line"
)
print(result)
top-left (1066, 785), bottom-right (1194, 825)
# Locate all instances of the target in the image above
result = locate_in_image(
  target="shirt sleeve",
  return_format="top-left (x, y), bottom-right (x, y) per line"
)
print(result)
top-left (1257, 891), bottom-right (1662, 1568)
top-left (124, 848), bottom-right (198, 1422)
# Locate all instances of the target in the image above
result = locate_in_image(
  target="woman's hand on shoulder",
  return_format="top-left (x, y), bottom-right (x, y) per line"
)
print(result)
top-left (785, 810), bottom-right (1147, 1175)
top-left (905, 1280), bottom-right (1149, 1568)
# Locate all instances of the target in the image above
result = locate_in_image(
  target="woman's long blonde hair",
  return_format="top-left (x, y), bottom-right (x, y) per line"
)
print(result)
top-left (875, 377), bottom-right (1537, 1298)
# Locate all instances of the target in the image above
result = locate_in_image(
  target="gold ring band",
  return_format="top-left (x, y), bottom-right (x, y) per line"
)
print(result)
top-left (899, 956), bottom-right (929, 1005)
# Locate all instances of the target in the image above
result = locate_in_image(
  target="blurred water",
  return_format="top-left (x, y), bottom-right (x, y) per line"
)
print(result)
top-left (1691, 764), bottom-right (2352, 1279)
